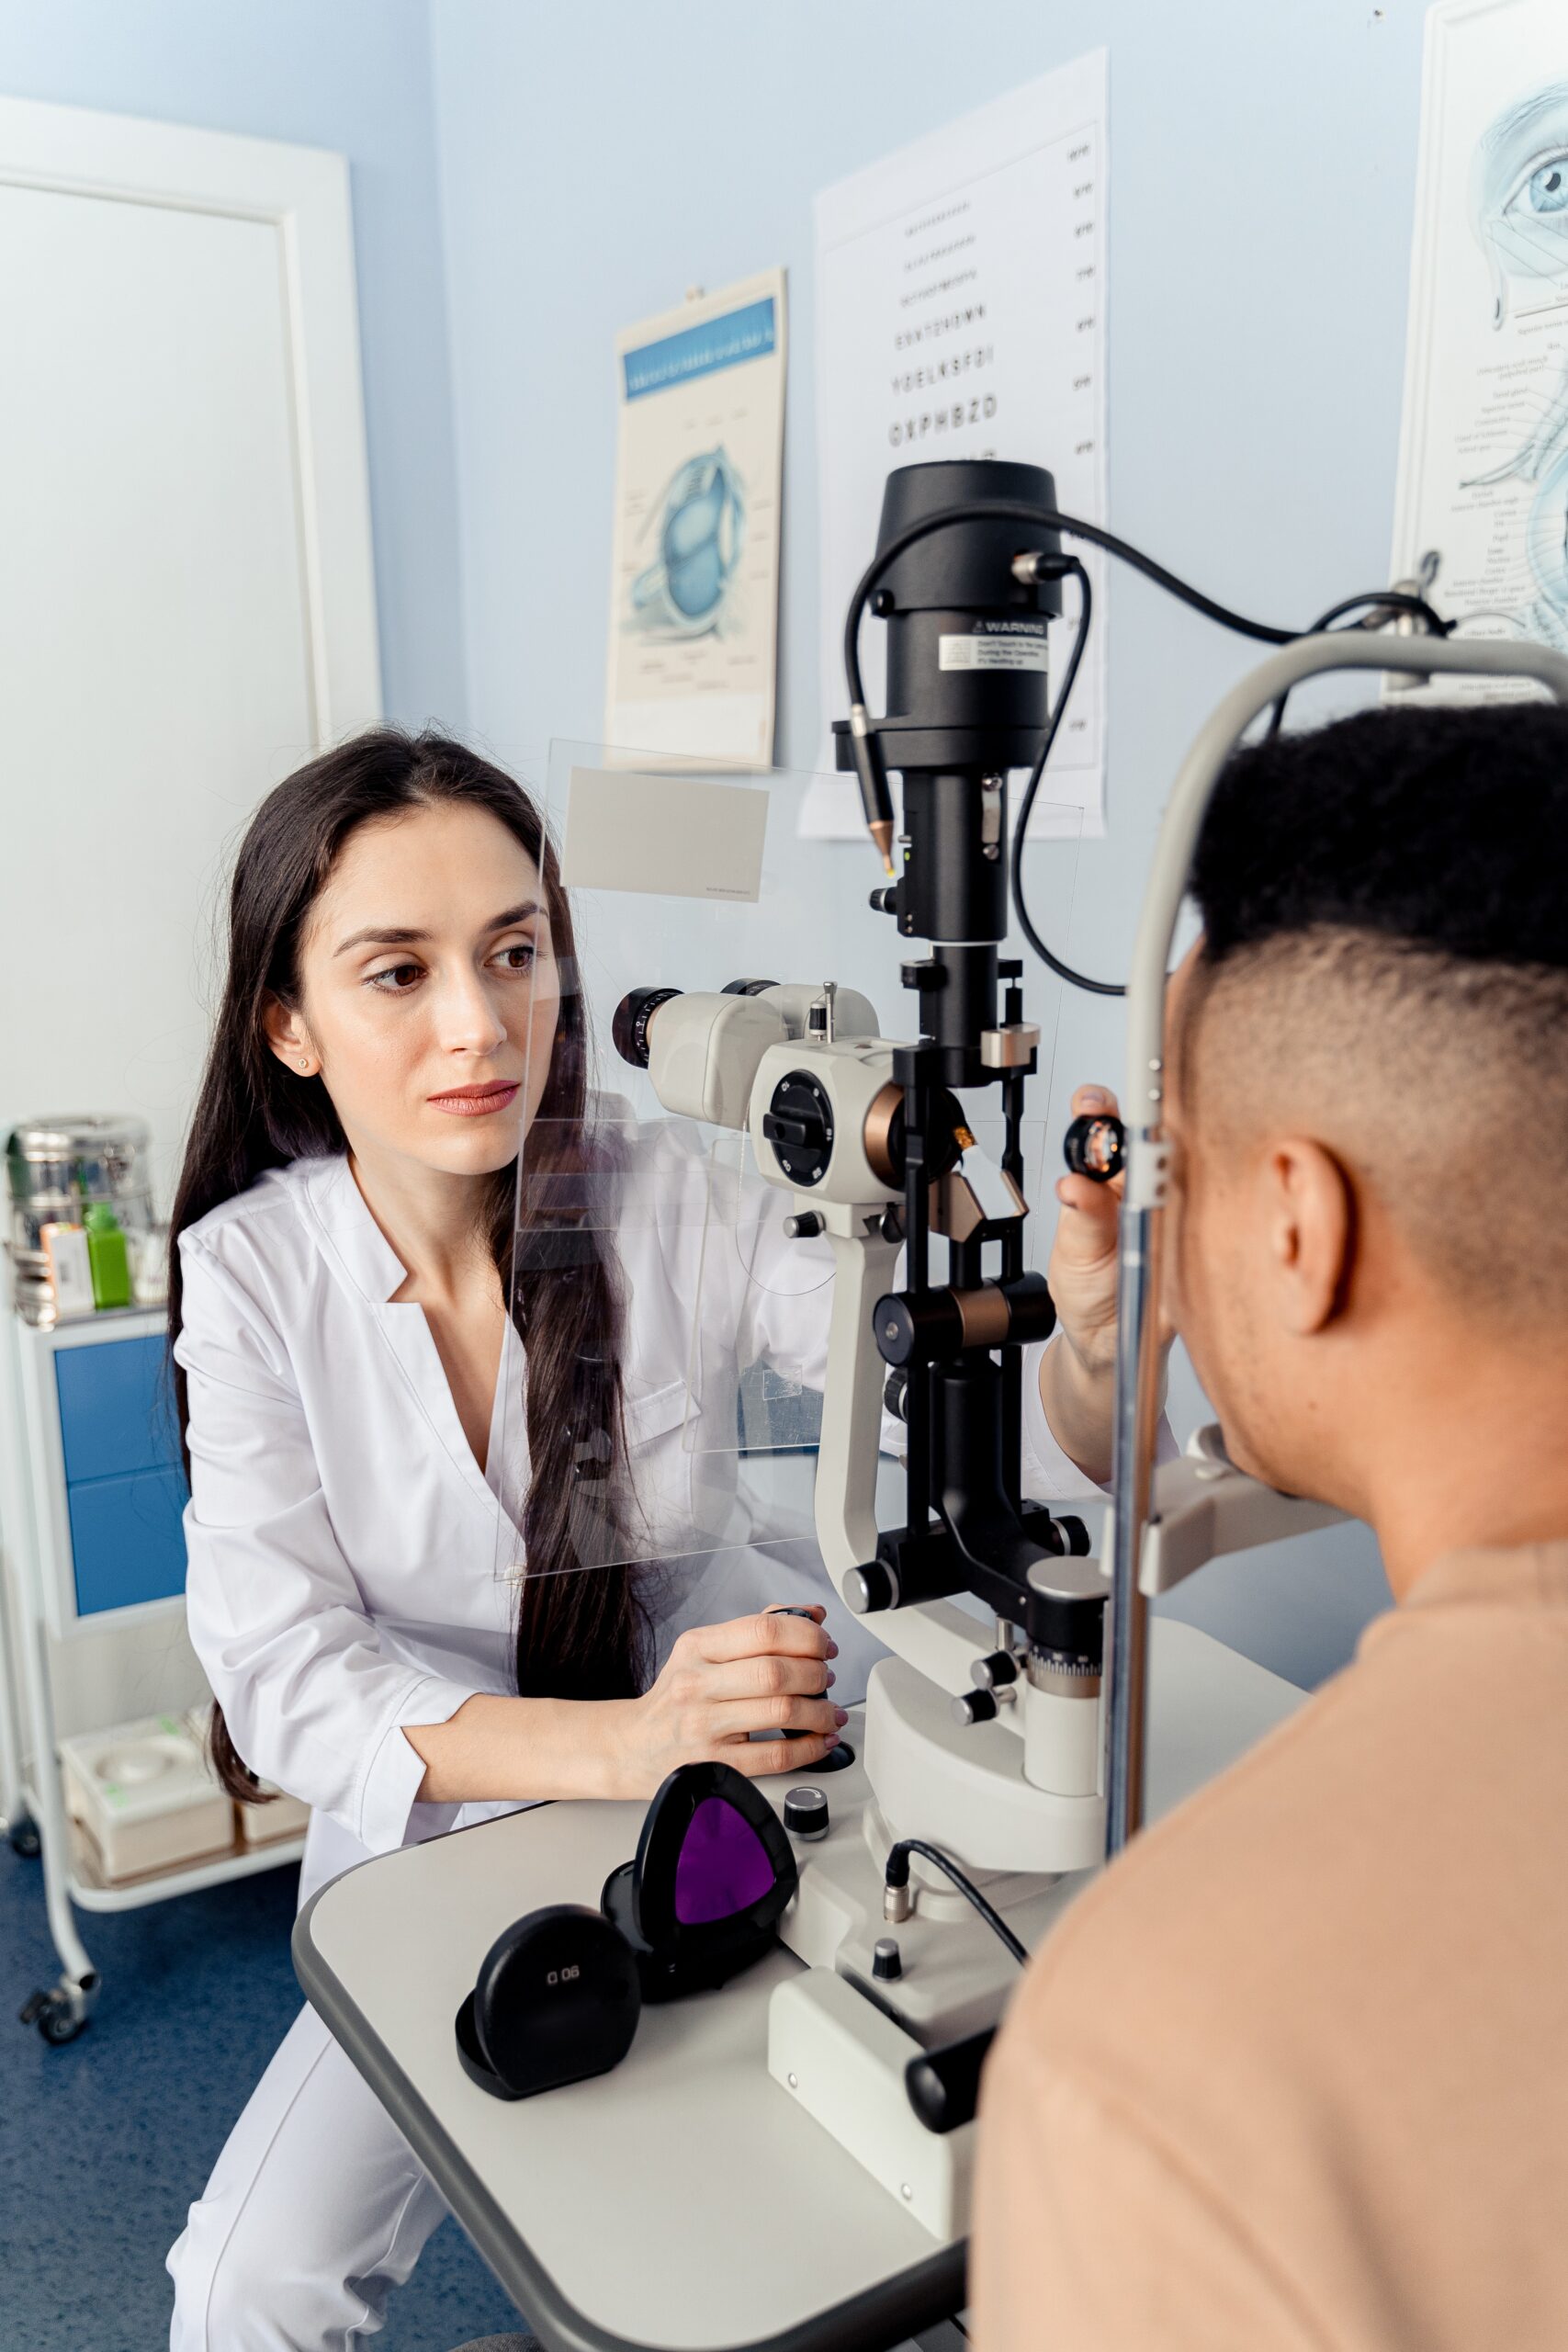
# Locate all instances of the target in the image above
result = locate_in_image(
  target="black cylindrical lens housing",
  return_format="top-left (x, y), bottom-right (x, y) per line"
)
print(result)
top-left (612, 988), bottom-right (682, 1069)
top-left (875, 459), bottom-right (1062, 775)
top-left (900, 774), bottom-right (1007, 944)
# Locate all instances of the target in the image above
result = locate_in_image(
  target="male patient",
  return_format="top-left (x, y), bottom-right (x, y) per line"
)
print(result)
top-left (975, 703), bottom-right (1568, 2350)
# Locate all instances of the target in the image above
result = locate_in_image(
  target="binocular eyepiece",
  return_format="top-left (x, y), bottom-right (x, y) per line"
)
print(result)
top-left (611, 988), bottom-right (682, 1070)
top-left (612, 978), bottom-right (781, 1071)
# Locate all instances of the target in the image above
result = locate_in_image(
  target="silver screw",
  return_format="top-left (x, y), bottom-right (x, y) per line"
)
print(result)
top-left (787, 2072), bottom-right (798, 2090)
top-left (900, 2183), bottom-right (912, 2200)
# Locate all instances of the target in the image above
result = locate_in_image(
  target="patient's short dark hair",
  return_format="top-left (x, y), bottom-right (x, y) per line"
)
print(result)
top-left (1190, 701), bottom-right (1568, 973)
top-left (1183, 701), bottom-right (1568, 1321)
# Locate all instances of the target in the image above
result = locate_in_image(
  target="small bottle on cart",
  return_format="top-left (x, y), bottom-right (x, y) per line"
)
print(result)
top-left (85, 1202), bottom-right (133, 1310)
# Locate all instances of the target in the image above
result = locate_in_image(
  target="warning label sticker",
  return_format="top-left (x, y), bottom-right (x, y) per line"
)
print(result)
top-left (938, 628), bottom-right (1049, 673)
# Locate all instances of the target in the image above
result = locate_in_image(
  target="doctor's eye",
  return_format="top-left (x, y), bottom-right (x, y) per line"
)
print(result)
top-left (365, 962), bottom-right (425, 995)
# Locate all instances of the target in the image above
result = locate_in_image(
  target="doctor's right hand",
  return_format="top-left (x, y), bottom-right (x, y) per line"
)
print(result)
top-left (605, 1608), bottom-right (848, 1798)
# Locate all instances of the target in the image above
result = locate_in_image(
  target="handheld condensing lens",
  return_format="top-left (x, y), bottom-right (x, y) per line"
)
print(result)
top-left (1063, 1112), bottom-right (1126, 1183)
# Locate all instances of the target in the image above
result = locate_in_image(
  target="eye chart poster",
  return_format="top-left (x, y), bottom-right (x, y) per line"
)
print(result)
top-left (604, 268), bottom-right (786, 766)
top-left (804, 52), bottom-right (1109, 839)
top-left (1392, 0), bottom-right (1568, 695)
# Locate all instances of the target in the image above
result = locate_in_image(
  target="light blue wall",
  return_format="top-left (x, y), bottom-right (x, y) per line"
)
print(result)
top-left (0, 0), bottom-right (468, 732)
top-left (1, 1), bottom-right (1438, 1687)
top-left (430, 0), bottom-right (1441, 1687)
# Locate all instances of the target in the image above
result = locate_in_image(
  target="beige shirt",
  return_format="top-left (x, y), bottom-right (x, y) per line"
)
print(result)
top-left (974, 1543), bottom-right (1568, 2351)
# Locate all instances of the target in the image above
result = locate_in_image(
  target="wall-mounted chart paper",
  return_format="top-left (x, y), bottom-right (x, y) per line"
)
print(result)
top-left (1392, 0), bottom-right (1568, 695)
top-left (605, 269), bottom-right (786, 764)
top-left (804, 53), bottom-right (1108, 839)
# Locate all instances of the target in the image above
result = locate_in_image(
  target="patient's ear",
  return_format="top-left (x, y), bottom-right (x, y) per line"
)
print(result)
top-left (1258, 1137), bottom-right (1353, 1335)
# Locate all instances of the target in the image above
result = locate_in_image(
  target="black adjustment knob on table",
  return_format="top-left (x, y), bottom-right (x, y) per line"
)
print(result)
top-left (844, 1559), bottom-right (898, 1615)
top-left (952, 1689), bottom-right (1000, 1726)
top-left (907, 2028), bottom-right (996, 2135)
top-left (971, 1649), bottom-right (1020, 1691)
top-left (872, 1937), bottom-right (902, 1983)
top-left (784, 1786), bottom-right (829, 1842)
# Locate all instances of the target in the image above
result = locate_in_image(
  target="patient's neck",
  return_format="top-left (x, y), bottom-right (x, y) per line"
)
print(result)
top-left (1353, 1318), bottom-right (1568, 1600)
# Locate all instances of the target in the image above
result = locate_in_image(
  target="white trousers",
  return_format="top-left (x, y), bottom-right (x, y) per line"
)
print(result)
top-left (166, 1998), bottom-right (450, 2350)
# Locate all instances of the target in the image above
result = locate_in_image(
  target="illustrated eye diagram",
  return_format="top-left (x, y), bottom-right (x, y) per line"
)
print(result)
top-left (1518, 155), bottom-right (1568, 215)
top-left (627, 447), bottom-right (748, 639)
top-left (1461, 75), bottom-right (1568, 649)
top-left (1471, 81), bottom-right (1568, 325)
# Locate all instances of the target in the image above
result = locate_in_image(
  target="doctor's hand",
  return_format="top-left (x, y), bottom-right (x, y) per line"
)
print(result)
top-left (1048, 1082), bottom-right (1127, 1378)
top-left (1039, 1082), bottom-right (1172, 1484)
top-left (605, 1606), bottom-right (848, 1799)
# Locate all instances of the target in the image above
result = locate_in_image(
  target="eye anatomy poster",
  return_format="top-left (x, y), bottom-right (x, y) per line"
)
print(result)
top-left (804, 52), bottom-right (1109, 840)
top-left (1392, 0), bottom-right (1568, 693)
top-left (605, 269), bottom-right (785, 766)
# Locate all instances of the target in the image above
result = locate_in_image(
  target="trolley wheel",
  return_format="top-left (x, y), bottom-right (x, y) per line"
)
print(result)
top-left (7, 1815), bottom-right (40, 1860)
top-left (18, 1987), bottom-right (89, 2046)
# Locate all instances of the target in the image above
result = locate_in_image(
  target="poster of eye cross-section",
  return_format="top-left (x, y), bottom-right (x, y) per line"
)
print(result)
top-left (604, 269), bottom-right (787, 767)
top-left (803, 51), bottom-right (1109, 842)
top-left (1392, 0), bottom-right (1568, 698)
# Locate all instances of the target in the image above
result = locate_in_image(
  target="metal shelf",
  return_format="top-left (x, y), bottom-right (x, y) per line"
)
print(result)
top-left (62, 1818), bottom-right (306, 1914)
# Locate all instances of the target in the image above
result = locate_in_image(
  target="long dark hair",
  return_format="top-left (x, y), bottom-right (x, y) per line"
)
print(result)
top-left (169, 729), bottom-right (650, 1802)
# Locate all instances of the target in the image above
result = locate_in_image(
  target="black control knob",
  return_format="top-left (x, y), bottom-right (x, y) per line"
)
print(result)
top-left (784, 1786), bottom-right (829, 1842)
top-left (872, 1937), bottom-right (903, 1983)
top-left (844, 1560), bottom-right (898, 1615)
top-left (883, 1366), bottom-right (908, 1424)
top-left (971, 1649), bottom-right (1020, 1691)
top-left (952, 1689), bottom-right (1000, 1726)
top-left (762, 1071), bottom-right (835, 1188)
top-left (784, 1210), bottom-right (825, 1240)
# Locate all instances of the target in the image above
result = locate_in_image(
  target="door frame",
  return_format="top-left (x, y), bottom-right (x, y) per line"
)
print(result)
top-left (0, 92), bottom-right (382, 740)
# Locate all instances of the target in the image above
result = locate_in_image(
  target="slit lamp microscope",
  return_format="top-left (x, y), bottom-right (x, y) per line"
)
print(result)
top-left (614, 457), bottom-right (1568, 2235)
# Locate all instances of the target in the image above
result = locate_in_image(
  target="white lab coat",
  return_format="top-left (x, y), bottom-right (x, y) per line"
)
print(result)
top-left (168, 1123), bottom-right (1100, 2350)
top-left (176, 1122), bottom-right (1098, 1901)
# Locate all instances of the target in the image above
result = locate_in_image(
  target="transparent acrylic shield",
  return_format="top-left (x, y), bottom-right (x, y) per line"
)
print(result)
top-left (490, 741), bottom-right (1083, 1609)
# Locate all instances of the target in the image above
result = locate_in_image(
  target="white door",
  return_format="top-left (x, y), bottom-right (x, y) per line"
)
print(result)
top-left (0, 96), bottom-right (382, 1204)
top-left (0, 98), bottom-right (382, 1738)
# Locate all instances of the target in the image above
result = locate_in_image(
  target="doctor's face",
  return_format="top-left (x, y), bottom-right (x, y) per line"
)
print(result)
top-left (284, 802), bottom-right (564, 1182)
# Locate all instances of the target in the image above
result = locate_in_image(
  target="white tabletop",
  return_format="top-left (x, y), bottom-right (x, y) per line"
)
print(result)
top-left (295, 1619), bottom-right (1303, 2352)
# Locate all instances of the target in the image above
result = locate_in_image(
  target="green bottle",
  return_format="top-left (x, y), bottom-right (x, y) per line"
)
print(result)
top-left (84, 1203), bottom-right (133, 1310)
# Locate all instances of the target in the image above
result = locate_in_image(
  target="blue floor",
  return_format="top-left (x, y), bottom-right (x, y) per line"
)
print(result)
top-left (0, 1835), bottom-right (533, 2350)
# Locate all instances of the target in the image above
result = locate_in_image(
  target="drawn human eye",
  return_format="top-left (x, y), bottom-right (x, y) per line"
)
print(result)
top-left (1508, 153), bottom-right (1568, 220)
top-left (1472, 85), bottom-right (1568, 323)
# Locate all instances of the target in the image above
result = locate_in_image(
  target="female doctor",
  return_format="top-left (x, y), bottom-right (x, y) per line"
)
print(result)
top-left (164, 729), bottom-right (1127, 2351)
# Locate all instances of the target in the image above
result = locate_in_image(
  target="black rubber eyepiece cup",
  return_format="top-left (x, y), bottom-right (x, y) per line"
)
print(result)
top-left (612, 987), bottom-right (682, 1069)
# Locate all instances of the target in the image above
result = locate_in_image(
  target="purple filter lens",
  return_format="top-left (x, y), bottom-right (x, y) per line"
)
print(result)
top-left (672, 1797), bottom-right (776, 1925)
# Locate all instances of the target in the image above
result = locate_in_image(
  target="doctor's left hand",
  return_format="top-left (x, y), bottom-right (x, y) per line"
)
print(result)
top-left (605, 1606), bottom-right (848, 1798)
top-left (1039, 1081), bottom-right (1171, 1484)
